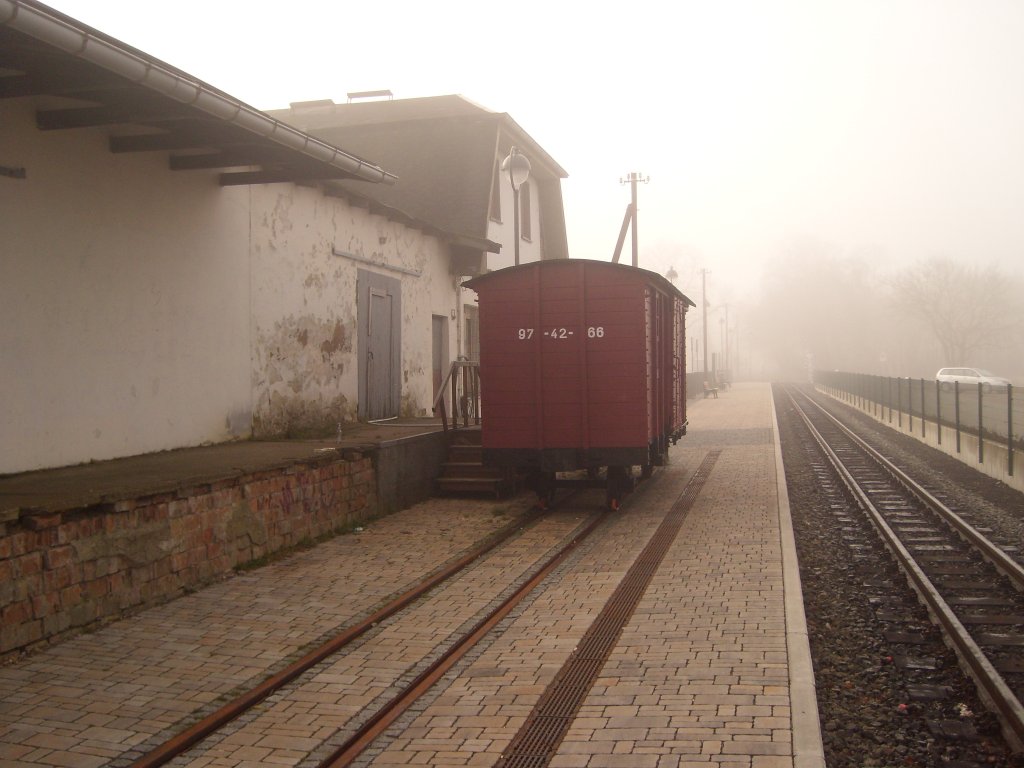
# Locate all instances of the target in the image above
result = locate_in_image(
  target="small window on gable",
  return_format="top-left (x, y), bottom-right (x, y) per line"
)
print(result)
top-left (489, 158), bottom-right (502, 223)
top-left (520, 180), bottom-right (532, 241)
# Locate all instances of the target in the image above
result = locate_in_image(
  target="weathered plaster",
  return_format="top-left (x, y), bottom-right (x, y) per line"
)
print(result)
top-left (3, 96), bottom-right (464, 472)
top-left (1, 100), bottom-right (252, 473)
top-left (248, 185), bottom-right (459, 434)
top-left (252, 312), bottom-right (355, 436)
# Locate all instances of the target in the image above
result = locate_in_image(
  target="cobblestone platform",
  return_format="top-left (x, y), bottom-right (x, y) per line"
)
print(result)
top-left (0, 383), bottom-right (824, 767)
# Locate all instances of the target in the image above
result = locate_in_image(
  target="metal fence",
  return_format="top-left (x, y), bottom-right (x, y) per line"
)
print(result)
top-left (814, 370), bottom-right (1020, 477)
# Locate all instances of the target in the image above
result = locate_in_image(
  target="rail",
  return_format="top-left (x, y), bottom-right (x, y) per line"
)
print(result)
top-left (432, 359), bottom-right (481, 431)
top-left (787, 386), bottom-right (1024, 752)
top-left (127, 500), bottom-right (557, 768)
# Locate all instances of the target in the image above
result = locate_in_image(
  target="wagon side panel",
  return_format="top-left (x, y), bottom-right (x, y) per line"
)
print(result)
top-left (475, 270), bottom-right (541, 450)
top-left (673, 295), bottom-right (688, 435)
top-left (582, 267), bottom-right (649, 451)
top-left (471, 260), bottom-right (687, 472)
top-left (536, 261), bottom-right (586, 449)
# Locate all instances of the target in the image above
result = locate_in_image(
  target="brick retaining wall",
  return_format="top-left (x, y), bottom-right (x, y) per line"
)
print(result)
top-left (0, 450), bottom-right (376, 657)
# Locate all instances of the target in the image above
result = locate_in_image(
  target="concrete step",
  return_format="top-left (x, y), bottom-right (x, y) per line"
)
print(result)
top-left (448, 428), bottom-right (482, 447)
top-left (447, 446), bottom-right (483, 462)
top-left (440, 462), bottom-right (502, 479)
top-left (436, 476), bottom-right (511, 496)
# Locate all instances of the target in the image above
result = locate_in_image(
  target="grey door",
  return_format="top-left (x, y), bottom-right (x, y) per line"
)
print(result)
top-left (358, 270), bottom-right (401, 421)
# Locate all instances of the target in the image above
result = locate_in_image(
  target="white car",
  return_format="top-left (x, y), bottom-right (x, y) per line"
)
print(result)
top-left (935, 367), bottom-right (1010, 392)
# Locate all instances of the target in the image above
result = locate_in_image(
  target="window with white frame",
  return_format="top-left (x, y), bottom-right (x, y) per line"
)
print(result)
top-left (520, 181), bottom-right (532, 241)
top-left (489, 158), bottom-right (502, 223)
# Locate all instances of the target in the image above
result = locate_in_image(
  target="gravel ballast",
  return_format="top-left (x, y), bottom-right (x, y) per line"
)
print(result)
top-left (775, 384), bottom-right (1024, 767)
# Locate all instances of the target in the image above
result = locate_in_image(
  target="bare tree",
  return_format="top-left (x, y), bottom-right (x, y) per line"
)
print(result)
top-left (889, 257), bottom-right (1022, 365)
top-left (746, 238), bottom-right (892, 378)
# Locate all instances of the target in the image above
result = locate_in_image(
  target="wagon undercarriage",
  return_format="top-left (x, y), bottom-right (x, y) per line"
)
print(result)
top-left (486, 431), bottom-right (686, 510)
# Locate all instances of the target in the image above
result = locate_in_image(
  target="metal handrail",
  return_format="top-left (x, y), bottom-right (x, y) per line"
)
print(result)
top-left (432, 360), bottom-right (481, 432)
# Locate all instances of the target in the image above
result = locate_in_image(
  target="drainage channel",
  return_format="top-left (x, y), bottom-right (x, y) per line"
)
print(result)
top-left (495, 450), bottom-right (722, 768)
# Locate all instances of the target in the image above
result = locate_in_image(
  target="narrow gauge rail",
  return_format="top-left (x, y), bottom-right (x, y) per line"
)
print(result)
top-left (127, 489), bottom-right (601, 768)
top-left (786, 386), bottom-right (1024, 751)
top-left (127, 491), bottom-right (588, 768)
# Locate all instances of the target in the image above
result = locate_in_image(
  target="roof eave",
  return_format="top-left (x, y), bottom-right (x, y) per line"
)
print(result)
top-left (0, 0), bottom-right (396, 186)
top-left (496, 113), bottom-right (568, 179)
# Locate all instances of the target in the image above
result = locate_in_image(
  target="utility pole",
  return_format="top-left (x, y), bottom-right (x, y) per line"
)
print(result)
top-left (733, 321), bottom-right (739, 381)
top-left (611, 172), bottom-right (649, 267)
top-left (723, 303), bottom-right (729, 374)
top-left (701, 269), bottom-right (710, 384)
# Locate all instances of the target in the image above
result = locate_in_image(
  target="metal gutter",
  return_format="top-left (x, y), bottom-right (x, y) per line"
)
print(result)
top-left (0, 0), bottom-right (397, 185)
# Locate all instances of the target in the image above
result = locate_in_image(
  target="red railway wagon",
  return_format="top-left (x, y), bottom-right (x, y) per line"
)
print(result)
top-left (463, 259), bottom-right (695, 508)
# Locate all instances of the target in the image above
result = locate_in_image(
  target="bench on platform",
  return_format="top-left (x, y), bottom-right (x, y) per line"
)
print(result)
top-left (703, 381), bottom-right (719, 399)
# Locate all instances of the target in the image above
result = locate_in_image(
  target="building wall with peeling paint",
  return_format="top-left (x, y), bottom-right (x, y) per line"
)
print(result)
top-left (0, 100), bottom-right (253, 474)
top-left (248, 185), bottom-right (459, 437)
top-left (1, 99), bottom-right (463, 472)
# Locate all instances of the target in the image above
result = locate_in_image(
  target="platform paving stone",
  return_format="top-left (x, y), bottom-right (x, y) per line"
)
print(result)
top-left (0, 384), bottom-right (823, 768)
top-left (366, 383), bottom-right (823, 768)
top-left (177, 513), bottom-right (586, 767)
top-left (0, 495), bottom-right (535, 766)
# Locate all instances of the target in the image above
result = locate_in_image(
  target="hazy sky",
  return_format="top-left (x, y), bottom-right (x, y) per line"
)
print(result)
top-left (43, 0), bottom-right (1024, 300)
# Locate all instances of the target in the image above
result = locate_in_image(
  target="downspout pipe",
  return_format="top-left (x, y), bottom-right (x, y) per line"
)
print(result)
top-left (0, 0), bottom-right (397, 186)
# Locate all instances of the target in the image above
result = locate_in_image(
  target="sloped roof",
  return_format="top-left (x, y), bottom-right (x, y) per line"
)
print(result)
top-left (269, 95), bottom-right (568, 242)
top-left (296, 94), bottom-right (495, 128)
top-left (0, 0), bottom-right (395, 186)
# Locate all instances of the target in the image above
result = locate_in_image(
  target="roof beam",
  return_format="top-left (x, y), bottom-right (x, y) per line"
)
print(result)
top-left (169, 145), bottom-right (295, 170)
top-left (0, 69), bottom-right (126, 100)
top-left (0, 73), bottom-right (44, 98)
top-left (1, 9), bottom-right (395, 186)
top-left (109, 123), bottom-right (250, 153)
top-left (110, 131), bottom-right (208, 153)
top-left (219, 167), bottom-right (358, 186)
top-left (37, 102), bottom-right (193, 130)
top-left (0, 36), bottom-right (133, 99)
top-left (171, 152), bottom-right (248, 171)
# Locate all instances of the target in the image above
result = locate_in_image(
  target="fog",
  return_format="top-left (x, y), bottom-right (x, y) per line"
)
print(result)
top-left (45, 0), bottom-right (1024, 382)
top-left (737, 246), bottom-right (1024, 382)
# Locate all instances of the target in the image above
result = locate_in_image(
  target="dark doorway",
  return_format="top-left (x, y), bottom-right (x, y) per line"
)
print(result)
top-left (432, 314), bottom-right (449, 413)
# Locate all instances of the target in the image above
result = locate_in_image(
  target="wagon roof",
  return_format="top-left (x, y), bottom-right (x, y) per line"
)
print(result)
top-left (463, 259), bottom-right (696, 307)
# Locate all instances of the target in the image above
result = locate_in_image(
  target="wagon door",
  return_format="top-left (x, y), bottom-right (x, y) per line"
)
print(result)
top-left (357, 270), bottom-right (401, 421)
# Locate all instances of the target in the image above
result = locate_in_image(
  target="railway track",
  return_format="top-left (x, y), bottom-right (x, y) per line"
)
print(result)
top-left (123, 490), bottom-right (589, 767)
top-left (785, 385), bottom-right (1024, 751)
top-left (124, 467), bottom-right (690, 768)
top-left (119, 453), bottom-right (713, 768)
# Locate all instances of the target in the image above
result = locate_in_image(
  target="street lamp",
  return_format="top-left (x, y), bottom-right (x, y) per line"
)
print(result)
top-left (501, 146), bottom-right (531, 265)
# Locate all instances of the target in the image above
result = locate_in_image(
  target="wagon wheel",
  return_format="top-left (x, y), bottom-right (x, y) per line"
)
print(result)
top-left (531, 471), bottom-right (557, 510)
top-left (606, 479), bottom-right (621, 511)
top-left (539, 486), bottom-right (556, 510)
top-left (605, 466), bottom-right (628, 511)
